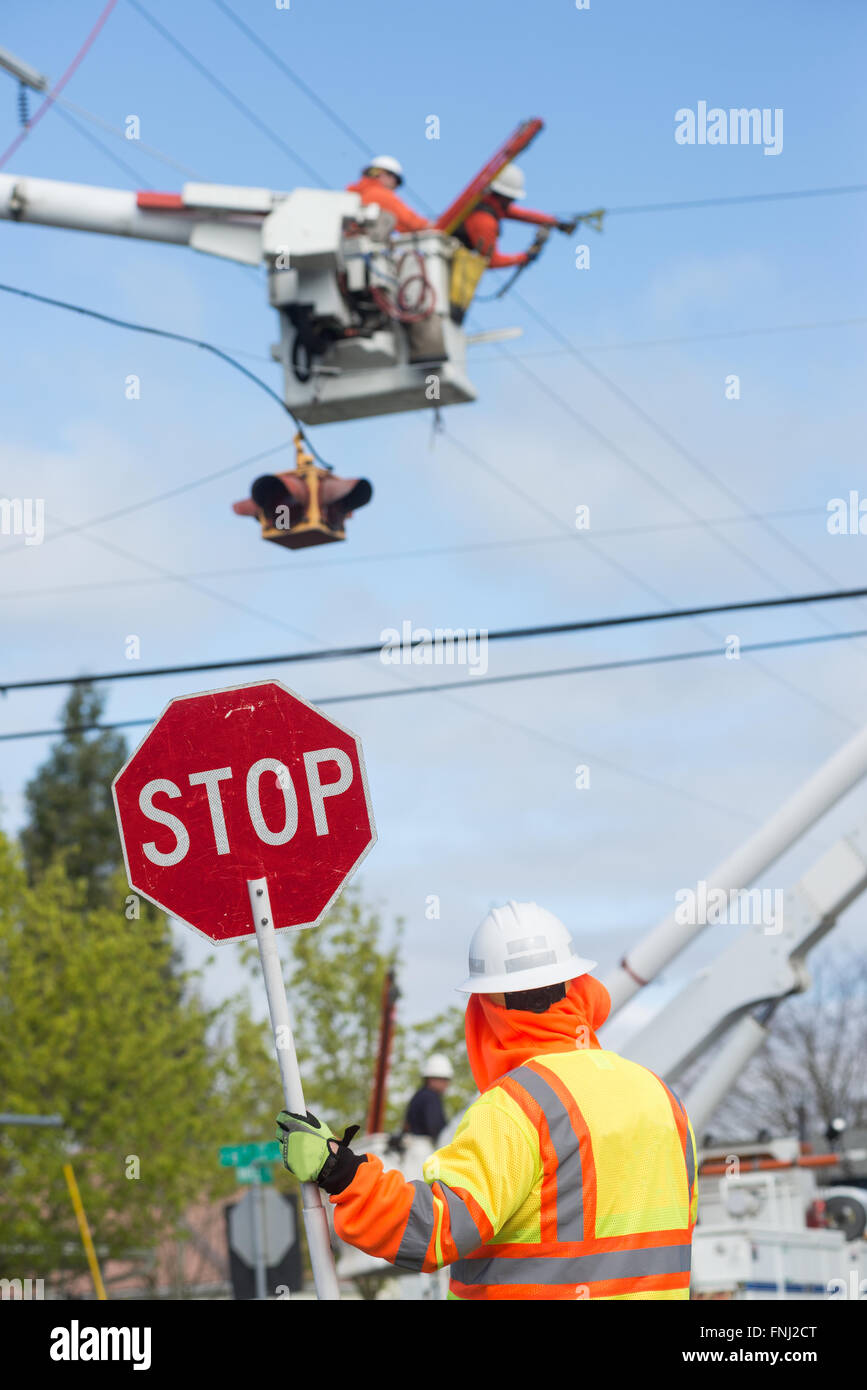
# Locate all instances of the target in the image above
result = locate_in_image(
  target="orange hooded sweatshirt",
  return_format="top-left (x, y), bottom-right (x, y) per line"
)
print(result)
top-left (463, 973), bottom-right (611, 1091)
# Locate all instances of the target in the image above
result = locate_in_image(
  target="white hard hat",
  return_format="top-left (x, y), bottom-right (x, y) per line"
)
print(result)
top-left (423, 1053), bottom-right (453, 1080)
top-left (366, 155), bottom-right (404, 186)
top-left (489, 162), bottom-right (526, 201)
top-left (457, 901), bottom-right (597, 994)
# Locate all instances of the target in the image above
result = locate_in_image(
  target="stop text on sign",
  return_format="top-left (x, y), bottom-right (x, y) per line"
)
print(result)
top-left (140, 748), bottom-right (354, 866)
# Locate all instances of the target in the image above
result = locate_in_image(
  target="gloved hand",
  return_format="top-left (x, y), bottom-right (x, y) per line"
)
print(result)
top-left (557, 218), bottom-right (578, 235)
top-left (275, 1110), bottom-right (366, 1194)
top-left (523, 244), bottom-right (542, 264)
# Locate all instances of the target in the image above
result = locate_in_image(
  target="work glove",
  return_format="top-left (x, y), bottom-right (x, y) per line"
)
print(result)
top-left (557, 218), bottom-right (578, 235)
top-left (275, 1110), bottom-right (366, 1195)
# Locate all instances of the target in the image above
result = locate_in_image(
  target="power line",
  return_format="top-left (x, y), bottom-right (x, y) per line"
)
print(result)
top-left (208, 0), bottom-right (373, 160)
top-left (602, 184), bottom-right (867, 217)
top-left (52, 102), bottom-right (149, 187)
top-left (4, 625), bottom-right (867, 744)
top-left (125, 0), bottom-right (328, 187)
top-left (441, 420), bottom-right (856, 734)
top-left (0, 504), bottom-right (829, 602)
top-left (503, 291), bottom-right (867, 726)
top-left (5, 583), bottom-right (867, 694)
top-left (204, 0), bottom-right (436, 216)
top-left (203, 0), bottom-right (866, 234)
top-left (0, 0), bottom-right (119, 170)
top-left (1, 439), bottom-right (288, 558)
top-left (0, 283), bottom-right (333, 468)
top-left (55, 96), bottom-right (206, 178)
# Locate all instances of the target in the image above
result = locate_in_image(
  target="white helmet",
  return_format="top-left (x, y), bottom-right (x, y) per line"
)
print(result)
top-left (489, 162), bottom-right (526, 201)
top-left (457, 901), bottom-right (596, 994)
top-left (423, 1053), bottom-right (453, 1080)
top-left (366, 154), bottom-right (404, 186)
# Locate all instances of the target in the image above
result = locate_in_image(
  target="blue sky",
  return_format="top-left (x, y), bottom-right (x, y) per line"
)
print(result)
top-left (1, 0), bottom-right (866, 1041)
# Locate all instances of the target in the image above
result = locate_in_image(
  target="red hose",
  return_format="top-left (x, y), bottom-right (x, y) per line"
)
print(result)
top-left (371, 250), bottom-right (436, 324)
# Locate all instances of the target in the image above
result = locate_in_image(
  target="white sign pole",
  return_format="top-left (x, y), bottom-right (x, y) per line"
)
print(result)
top-left (247, 878), bottom-right (341, 1302)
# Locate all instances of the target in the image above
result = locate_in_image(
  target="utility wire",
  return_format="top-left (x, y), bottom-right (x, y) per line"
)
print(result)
top-left (0, 0), bottom-right (119, 170)
top-left (5, 584), bottom-right (867, 694)
top-left (204, 0), bottom-right (437, 216)
top-left (4, 625), bottom-right (867, 744)
top-left (208, 0), bottom-right (373, 160)
top-left (216, 314), bottom-right (867, 370)
top-left (125, 0), bottom-right (327, 187)
top-left (52, 103), bottom-right (149, 187)
top-left (55, 96), bottom-right (205, 178)
top-left (0, 504), bottom-right (829, 602)
top-left (510, 294), bottom-right (867, 639)
top-left (601, 184), bottom-right (867, 217)
top-left (501, 294), bottom-right (867, 726)
top-left (0, 284), bottom-right (332, 468)
top-left (442, 423), bottom-right (855, 733)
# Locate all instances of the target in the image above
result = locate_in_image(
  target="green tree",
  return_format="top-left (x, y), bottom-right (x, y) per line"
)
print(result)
top-left (240, 890), bottom-right (474, 1135)
top-left (389, 1005), bottom-right (476, 1133)
top-left (0, 834), bottom-right (235, 1292)
top-left (19, 683), bottom-right (127, 902)
top-left (280, 889), bottom-right (402, 1124)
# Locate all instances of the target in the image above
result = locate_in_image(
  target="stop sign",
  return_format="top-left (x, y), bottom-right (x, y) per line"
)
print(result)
top-left (112, 680), bottom-right (376, 942)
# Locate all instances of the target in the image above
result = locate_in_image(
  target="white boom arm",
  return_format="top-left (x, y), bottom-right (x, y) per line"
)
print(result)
top-left (0, 174), bottom-right (276, 264)
top-left (620, 819), bottom-right (867, 1133)
top-left (602, 720), bottom-right (867, 1018)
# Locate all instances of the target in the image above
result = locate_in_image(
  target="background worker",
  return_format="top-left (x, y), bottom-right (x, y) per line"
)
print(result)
top-left (455, 162), bottom-right (575, 268)
top-left (403, 1053), bottom-right (453, 1143)
top-left (346, 156), bottom-right (431, 234)
top-left (276, 902), bottom-right (699, 1301)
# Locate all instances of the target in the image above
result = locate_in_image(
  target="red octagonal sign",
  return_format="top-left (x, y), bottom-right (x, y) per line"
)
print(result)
top-left (112, 680), bottom-right (376, 942)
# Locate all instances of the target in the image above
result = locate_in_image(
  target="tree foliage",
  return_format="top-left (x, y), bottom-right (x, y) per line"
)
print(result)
top-left (19, 683), bottom-right (128, 903)
top-left (0, 836), bottom-right (242, 1289)
top-left (703, 951), bottom-right (867, 1142)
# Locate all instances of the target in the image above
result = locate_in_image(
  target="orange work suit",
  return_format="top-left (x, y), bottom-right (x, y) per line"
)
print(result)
top-left (458, 197), bottom-right (559, 268)
top-left (346, 176), bottom-right (430, 234)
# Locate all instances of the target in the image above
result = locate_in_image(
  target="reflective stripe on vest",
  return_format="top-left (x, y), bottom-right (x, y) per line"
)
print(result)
top-left (395, 1180), bottom-right (484, 1272)
top-left (453, 1242), bottom-right (691, 1287)
top-left (509, 1064), bottom-right (583, 1241)
top-left (394, 1181), bottom-right (435, 1271)
top-left (669, 1084), bottom-right (696, 1198)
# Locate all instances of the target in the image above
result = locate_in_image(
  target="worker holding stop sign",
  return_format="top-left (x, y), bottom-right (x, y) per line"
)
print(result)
top-left (112, 679), bottom-right (377, 1300)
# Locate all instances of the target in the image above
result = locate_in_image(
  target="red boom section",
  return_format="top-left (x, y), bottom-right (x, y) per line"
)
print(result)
top-left (435, 118), bottom-right (544, 235)
top-left (137, 192), bottom-right (185, 210)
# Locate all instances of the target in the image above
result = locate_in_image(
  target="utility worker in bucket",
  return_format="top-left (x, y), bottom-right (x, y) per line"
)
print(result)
top-left (346, 155), bottom-right (431, 234)
top-left (276, 902), bottom-right (698, 1301)
top-left (454, 163), bottom-right (574, 269)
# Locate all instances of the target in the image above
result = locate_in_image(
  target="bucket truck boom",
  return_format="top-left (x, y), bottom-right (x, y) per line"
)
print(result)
top-left (0, 172), bottom-right (476, 424)
top-left (602, 719), bottom-right (867, 1019)
top-left (618, 817), bottom-right (867, 1133)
